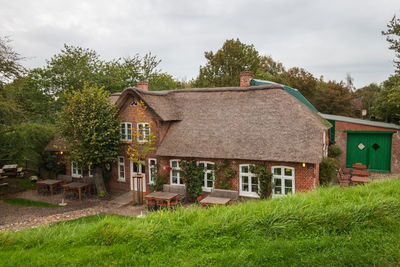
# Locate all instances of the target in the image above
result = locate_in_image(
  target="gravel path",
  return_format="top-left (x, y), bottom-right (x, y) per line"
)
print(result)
top-left (0, 190), bottom-right (144, 232)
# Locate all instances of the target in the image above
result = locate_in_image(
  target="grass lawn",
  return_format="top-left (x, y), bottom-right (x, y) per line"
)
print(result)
top-left (1, 179), bottom-right (400, 266)
top-left (1, 198), bottom-right (59, 208)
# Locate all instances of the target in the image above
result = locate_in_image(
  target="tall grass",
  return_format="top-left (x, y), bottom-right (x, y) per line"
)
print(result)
top-left (1, 179), bottom-right (400, 266)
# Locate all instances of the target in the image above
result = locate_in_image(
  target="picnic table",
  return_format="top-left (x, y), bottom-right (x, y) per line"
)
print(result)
top-left (63, 182), bottom-right (90, 200)
top-left (145, 191), bottom-right (180, 209)
top-left (200, 196), bottom-right (231, 206)
top-left (36, 179), bottom-right (63, 195)
top-left (2, 164), bottom-right (17, 171)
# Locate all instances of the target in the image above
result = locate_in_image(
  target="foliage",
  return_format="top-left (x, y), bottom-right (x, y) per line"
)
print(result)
top-left (371, 75), bottom-right (400, 123)
top-left (2, 180), bottom-right (400, 265)
top-left (0, 36), bottom-right (25, 84)
top-left (0, 122), bottom-right (55, 166)
top-left (382, 15), bottom-right (400, 73)
top-left (314, 80), bottom-right (355, 116)
top-left (319, 157), bottom-right (338, 185)
top-left (148, 73), bottom-right (182, 91)
top-left (354, 83), bottom-right (381, 119)
top-left (276, 67), bottom-right (318, 103)
top-left (328, 144), bottom-right (343, 159)
top-left (126, 100), bottom-right (157, 167)
top-left (99, 191), bottom-right (106, 198)
top-left (153, 173), bottom-right (167, 191)
top-left (249, 164), bottom-right (273, 199)
top-left (194, 38), bottom-right (284, 87)
top-left (212, 160), bottom-right (236, 189)
top-left (0, 178), bottom-right (36, 196)
top-left (2, 198), bottom-right (59, 208)
top-left (180, 160), bottom-right (204, 198)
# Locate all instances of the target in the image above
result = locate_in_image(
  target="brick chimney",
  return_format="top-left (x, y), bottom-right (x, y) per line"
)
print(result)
top-left (136, 81), bottom-right (149, 91)
top-left (240, 71), bottom-right (253, 87)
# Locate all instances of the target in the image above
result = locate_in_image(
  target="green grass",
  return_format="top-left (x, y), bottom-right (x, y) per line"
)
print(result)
top-left (1, 198), bottom-right (59, 208)
top-left (1, 180), bottom-right (400, 266)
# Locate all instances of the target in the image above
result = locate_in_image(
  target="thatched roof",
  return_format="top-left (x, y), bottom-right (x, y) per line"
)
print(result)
top-left (44, 136), bottom-right (69, 152)
top-left (115, 85), bottom-right (329, 163)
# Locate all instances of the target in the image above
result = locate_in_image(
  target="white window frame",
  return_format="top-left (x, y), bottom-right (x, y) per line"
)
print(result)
top-left (118, 157), bottom-right (126, 182)
top-left (170, 159), bottom-right (184, 186)
top-left (197, 161), bottom-right (215, 192)
top-left (148, 158), bottom-right (157, 184)
top-left (71, 161), bottom-right (82, 178)
top-left (88, 165), bottom-right (93, 177)
top-left (239, 164), bottom-right (259, 198)
top-left (137, 123), bottom-right (150, 142)
top-left (120, 122), bottom-right (132, 142)
top-left (323, 131), bottom-right (327, 157)
top-left (272, 166), bottom-right (295, 198)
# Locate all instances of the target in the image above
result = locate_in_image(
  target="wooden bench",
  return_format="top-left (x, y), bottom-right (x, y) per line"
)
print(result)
top-left (200, 189), bottom-right (239, 207)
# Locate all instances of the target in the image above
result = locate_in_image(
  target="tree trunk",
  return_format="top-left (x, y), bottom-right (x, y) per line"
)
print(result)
top-left (93, 166), bottom-right (107, 195)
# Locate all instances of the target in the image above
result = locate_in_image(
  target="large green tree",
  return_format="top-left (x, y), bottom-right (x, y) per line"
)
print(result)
top-left (354, 83), bottom-right (381, 119)
top-left (194, 39), bottom-right (284, 87)
top-left (382, 15), bottom-right (400, 73)
top-left (372, 75), bottom-right (400, 123)
top-left (57, 84), bottom-right (121, 194)
top-left (0, 36), bottom-right (25, 85)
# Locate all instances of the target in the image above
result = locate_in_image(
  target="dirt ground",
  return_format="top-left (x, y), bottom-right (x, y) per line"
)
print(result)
top-left (0, 189), bottom-right (145, 232)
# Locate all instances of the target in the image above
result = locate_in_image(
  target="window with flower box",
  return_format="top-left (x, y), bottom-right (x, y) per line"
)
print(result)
top-left (170, 159), bottom-right (183, 185)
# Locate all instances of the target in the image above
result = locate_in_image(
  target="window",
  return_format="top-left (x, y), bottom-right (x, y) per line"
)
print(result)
top-left (88, 165), bottom-right (93, 177)
top-left (71, 161), bottom-right (82, 178)
top-left (272, 166), bottom-right (295, 197)
top-left (198, 161), bottom-right (214, 191)
top-left (239, 164), bottom-right (259, 198)
top-left (118, 157), bottom-right (125, 181)
top-left (170, 159), bottom-right (183, 185)
top-left (323, 131), bottom-right (327, 157)
top-left (120, 122), bottom-right (132, 141)
top-left (137, 123), bottom-right (150, 142)
top-left (148, 158), bottom-right (157, 184)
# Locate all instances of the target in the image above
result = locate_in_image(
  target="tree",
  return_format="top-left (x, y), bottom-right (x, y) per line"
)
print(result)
top-left (372, 75), bottom-right (400, 123)
top-left (354, 83), bottom-right (381, 119)
top-left (0, 36), bottom-right (25, 85)
top-left (276, 67), bottom-right (318, 103)
top-left (194, 38), bottom-right (284, 87)
top-left (148, 73), bottom-right (182, 91)
top-left (382, 15), bottom-right (400, 73)
top-left (314, 80), bottom-right (355, 116)
top-left (56, 84), bottom-right (121, 194)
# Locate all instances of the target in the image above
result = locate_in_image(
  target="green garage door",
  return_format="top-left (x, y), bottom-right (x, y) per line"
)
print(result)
top-left (345, 131), bottom-right (394, 172)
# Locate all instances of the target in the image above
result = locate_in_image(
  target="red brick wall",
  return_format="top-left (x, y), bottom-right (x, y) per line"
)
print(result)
top-left (334, 121), bottom-right (400, 173)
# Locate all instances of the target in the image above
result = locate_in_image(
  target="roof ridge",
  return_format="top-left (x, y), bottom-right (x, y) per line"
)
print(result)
top-left (124, 84), bottom-right (283, 96)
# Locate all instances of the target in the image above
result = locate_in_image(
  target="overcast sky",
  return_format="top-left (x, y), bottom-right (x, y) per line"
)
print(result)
top-left (1, 0), bottom-right (399, 88)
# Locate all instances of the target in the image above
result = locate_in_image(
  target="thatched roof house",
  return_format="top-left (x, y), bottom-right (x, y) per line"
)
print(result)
top-left (115, 84), bottom-right (329, 164)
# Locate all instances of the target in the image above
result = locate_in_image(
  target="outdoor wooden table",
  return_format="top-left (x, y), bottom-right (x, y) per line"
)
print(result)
top-left (145, 191), bottom-right (179, 209)
top-left (200, 196), bottom-right (231, 206)
top-left (64, 182), bottom-right (90, 200)
top-left (36, 179), bottom-right (63, 195)
top-left (2, 164), bottom-right (17, 171)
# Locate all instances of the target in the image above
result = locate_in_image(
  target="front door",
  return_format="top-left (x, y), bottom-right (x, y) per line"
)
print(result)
top-left (130, 161), bottom-right (146, 192)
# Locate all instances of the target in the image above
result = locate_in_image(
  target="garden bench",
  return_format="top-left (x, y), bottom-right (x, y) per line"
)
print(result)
top-left (200, 189), bottom-right (239, 207)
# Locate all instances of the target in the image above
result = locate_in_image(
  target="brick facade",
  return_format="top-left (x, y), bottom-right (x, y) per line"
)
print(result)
top-left (334, 121), bottom-right (400, 174)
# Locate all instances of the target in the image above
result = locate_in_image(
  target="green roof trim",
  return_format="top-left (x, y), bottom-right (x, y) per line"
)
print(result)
top-left (344, 131), bottom-right (397, 134)
top-left (251, 79), bottom-right (319, 113)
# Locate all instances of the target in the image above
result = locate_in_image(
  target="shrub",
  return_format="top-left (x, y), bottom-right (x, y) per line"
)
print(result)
top-left (180, 160), bottom-right (204, 198)
top-left (249, 164), bottom-right (273, 199)
top-left (213, 160), bottom-right (236, 190)
top-left (328, 144), bottom-right (343, 159)
top-left (319, 158), bottom-right (338, 185)
top-left (154, 173), bottom-right (167, 191)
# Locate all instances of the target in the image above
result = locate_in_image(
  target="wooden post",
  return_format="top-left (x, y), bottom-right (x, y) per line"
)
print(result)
top-left (132, 174), bottom-right (144, 204)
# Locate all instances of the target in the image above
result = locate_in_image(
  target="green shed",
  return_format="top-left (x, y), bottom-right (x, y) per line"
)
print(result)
top-left (345, 131), bottom-right (395, 172)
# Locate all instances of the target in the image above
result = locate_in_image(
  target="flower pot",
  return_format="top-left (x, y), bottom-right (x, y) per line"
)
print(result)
top-left (197, 195), bottom-right (203, 202)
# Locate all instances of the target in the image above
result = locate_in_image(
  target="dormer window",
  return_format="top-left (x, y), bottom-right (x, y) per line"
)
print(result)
top-left (120, 122), bottom-right (132, 141)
